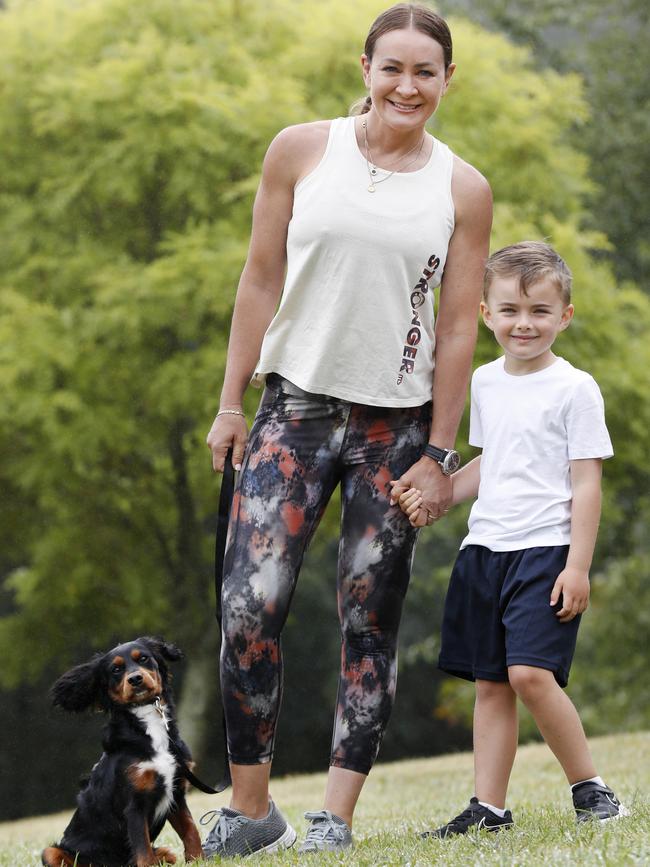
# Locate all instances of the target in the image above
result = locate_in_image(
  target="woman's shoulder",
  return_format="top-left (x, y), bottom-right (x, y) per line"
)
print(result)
top-left (451, 153), bottom-right (491, 200)
top-left (449, 153), bottom-right (492, 224)
top-left (264, 120), bottom-right (335, 186)
top-left (267, 120), bottom-right (333, 162)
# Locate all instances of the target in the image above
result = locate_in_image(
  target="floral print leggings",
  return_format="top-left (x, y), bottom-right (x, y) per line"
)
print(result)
top-left (221, 375), bottom-right (431, 775)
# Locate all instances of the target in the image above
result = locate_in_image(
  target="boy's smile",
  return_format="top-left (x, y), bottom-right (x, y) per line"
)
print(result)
top-left (481, 275), bottom-right (574, 375)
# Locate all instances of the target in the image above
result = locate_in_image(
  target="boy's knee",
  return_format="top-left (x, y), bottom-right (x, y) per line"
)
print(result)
top-left (508, 664), bottom-right (554, 699)
top-left (475, 678), bottom-right (512, 702)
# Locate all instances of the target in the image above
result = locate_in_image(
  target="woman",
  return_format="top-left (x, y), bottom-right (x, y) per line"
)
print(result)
top-left (203, 3), bottom-right (492, 857)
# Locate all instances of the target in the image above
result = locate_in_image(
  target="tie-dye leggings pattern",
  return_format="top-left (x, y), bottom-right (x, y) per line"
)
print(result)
top-left (221, 375), bottom-right (431, 775)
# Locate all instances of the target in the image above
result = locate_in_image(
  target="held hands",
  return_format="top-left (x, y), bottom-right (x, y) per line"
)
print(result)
top-left (206, 409), bottom-right (248, 473)
top-left (550, 567), bottom-right (590, 622)
top-left (389, 457), bottom-right (452, 527)
top-left (397, 488), bottom-right (430, 526)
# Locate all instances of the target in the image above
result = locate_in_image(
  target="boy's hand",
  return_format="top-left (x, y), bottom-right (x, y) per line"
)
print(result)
top-left (399, 488), bottom-right (422, 513)
top-left (389, 457), bottom-right (452, 524)
top-left (389, 480), bottom-right (410, 505)
top-left (550, 567), bottom-right (590, 622)
top-left (399, 488), bottom-right (425, 526)
top-left (397, 487), bottom-right (451, 527)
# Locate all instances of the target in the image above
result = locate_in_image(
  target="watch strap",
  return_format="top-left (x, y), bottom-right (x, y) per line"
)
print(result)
top-left (423, 444), bottom-right (449, 463)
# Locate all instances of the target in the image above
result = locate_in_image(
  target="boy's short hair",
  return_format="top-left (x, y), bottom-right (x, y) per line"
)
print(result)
top-left (484, 241), bottom-right (572, 305)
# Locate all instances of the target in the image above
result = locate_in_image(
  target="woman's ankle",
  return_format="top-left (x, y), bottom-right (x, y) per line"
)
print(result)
top-left (229, 795), bottom-right (270, 819)
top-left (229, 762), bottom-right (272, 818)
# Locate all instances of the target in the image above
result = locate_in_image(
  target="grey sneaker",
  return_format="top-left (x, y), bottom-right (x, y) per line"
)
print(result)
top-left (201, 800), bottom-right (296, 858)
top-left (298, 810), bottom-right (353, 853)
top-left (572, 782), bottom-right (629, 822)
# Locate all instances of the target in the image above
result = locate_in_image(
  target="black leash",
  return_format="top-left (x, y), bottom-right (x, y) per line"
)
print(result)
top-left (168, 452), bottom-right (236, 796)
top-left (214, 450), bottom-right (235, 625)
top-left (209, 449), bottom-right (236, 792)
top-left (171, 742), bottom-right (226, 795)
top-left (151, 697), bottom-right (224, 795)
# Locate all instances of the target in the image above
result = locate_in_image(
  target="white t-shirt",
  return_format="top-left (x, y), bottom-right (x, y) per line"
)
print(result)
top-left (461, 356), bottom-right (613, 551)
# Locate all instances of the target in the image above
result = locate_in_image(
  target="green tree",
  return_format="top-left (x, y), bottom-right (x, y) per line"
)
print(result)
top-left (0, 0), bottom-right (310, 752)
top-left (580, 0), bottom-right (650, 286)
top-left (438, 0), bottom-right (650, 287)
top-left (0, 0), bottom-right (648, 818)
top-left (0, 0), bottom-right (392, 778)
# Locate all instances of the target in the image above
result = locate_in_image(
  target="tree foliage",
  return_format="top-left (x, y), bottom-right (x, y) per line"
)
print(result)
top-left (0, 0), bottom-right (649, 819)
top-left (439, 0), bottom-right (650, 287)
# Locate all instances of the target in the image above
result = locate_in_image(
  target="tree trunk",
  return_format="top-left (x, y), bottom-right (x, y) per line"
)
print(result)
top-left (176, 633), bottom-right (220, 765)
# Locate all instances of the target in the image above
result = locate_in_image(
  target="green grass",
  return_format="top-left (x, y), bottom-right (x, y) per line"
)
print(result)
top-left (2, 732), bottom-right (648, 865)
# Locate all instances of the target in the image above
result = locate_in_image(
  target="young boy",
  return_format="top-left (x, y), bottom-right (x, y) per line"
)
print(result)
top-left (400, 241), bottom-right (626, 835)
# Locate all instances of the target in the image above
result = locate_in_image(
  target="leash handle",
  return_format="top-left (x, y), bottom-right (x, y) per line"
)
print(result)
top-left (211, 447), bottom-right (237, 792)
top-left (215, 451), bottom-right (235, 622)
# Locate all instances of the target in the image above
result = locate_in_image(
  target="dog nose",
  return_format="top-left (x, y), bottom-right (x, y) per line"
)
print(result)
top-left (128, 673), bottom-right (144, 686)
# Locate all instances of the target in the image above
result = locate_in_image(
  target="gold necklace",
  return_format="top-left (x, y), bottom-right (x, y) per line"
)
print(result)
top-left (362, 119), bottom-right (426, 193)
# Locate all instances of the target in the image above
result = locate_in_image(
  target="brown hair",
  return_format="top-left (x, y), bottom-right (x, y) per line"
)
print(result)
top-left (484, 241), bottom-right (572, 305)
top-left (351, 4), bottom-right (453, 116)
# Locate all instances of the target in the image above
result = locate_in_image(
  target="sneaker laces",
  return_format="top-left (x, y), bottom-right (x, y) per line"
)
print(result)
top-left (303, 810), bottom-right (348, 846)
top-left (200, 807), bottom-right (247, 847)
top-left (445, 802), bottom-right (483, 833)
top-left (576, 787), bottom-right (615, 808)
top-left (580, 790), bottom-right (604, 808)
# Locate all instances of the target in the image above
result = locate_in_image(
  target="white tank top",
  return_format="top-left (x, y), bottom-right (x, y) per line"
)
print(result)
top-left (253, 115), bottom-right (455, 406)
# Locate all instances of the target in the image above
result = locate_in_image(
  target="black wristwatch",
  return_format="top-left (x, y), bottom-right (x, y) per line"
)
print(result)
top-left (423, 444), bottom-right (461, 476)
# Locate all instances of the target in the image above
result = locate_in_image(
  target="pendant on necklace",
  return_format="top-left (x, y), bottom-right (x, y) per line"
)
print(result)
top-left (368, 184), bottom-right (376, 193)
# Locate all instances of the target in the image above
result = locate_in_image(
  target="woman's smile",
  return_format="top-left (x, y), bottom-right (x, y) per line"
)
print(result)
top-left (387, 99), bottom-right (422, 112)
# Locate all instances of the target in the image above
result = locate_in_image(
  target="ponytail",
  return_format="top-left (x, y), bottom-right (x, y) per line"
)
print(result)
top-left (349, 94), bottom-right (372, 116)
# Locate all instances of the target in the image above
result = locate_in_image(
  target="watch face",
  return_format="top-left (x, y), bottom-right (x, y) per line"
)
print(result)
top-left (443, 450), bottom-right (461, 475)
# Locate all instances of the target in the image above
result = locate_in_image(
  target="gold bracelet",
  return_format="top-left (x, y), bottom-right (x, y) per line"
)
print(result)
top-left (217, 409), bottom-right (245, 417)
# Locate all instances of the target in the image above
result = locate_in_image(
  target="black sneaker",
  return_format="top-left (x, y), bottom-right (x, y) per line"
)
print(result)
top-left (572, 781), bottom-right (629, 823)
top-left (421, 797), bottom-right (514, 838)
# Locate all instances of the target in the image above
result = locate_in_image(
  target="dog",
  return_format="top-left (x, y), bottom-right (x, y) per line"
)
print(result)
top-left (42, 636), bottom-right (203, 867)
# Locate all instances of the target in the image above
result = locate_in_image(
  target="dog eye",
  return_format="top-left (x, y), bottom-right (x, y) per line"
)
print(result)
top-left (139, 655), bottom-right (149, 663)
top-left (111, 664), bottom-right (124, 674)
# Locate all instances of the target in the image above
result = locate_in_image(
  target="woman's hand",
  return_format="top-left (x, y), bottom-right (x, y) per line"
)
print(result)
top-left (390, 457), bottom-right (452, 526)
top-left (206, 412), bottom-right (249, 473)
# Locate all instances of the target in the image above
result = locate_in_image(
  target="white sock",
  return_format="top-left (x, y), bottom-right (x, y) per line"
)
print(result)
top-left (478, 800), bottom-right (508, 818)
top-left (571, 775), bottom-right (605, 790)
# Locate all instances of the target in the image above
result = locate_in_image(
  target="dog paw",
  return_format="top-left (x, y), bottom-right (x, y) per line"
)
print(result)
top-left (152, 847), bottom-right (177, 865)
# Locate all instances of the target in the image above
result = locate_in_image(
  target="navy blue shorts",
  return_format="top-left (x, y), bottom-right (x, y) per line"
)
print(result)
top-left (438, 545), bottom-right (580, 688)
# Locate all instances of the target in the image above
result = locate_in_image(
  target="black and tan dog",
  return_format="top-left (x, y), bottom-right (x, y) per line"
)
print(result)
top-left (42, 637), bottom-right (203, 867)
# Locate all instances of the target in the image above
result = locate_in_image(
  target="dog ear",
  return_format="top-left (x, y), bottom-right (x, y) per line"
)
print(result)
top-left (50, 658), bottom-right (103, 713)
top-left (141, 636), bottom-right (183, 663)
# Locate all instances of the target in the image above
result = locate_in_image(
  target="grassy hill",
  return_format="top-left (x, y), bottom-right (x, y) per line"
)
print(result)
top-left (1, 731), bottom-right (648, 865)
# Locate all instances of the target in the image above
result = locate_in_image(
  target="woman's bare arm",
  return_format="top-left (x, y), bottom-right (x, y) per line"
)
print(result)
top-left (207, 123), bottom-right (330, 471)
top-left (391, 157), bottom-right (492, 524)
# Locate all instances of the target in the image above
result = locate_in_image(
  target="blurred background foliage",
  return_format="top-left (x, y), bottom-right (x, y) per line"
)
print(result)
top-left (0, 0), bottom-right (648, 820)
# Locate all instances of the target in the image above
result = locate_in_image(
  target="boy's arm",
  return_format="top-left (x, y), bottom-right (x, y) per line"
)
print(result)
top-left (450, 455), bottom-right (481, 505)
top-left (551, 458), bottom-right (603, 622)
